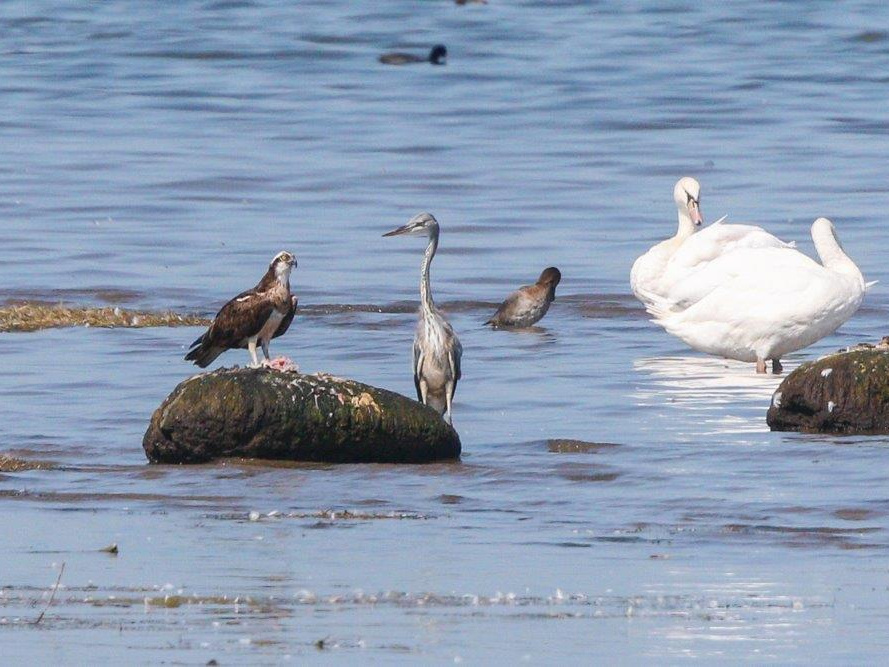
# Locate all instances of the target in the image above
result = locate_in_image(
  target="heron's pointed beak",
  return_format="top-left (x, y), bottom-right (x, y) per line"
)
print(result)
top-left (383, 223), bottom-right (412, 237)
top-left (688, 200), bottom-right (703, 226)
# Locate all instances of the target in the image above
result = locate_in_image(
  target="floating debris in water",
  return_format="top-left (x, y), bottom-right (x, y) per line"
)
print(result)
top-left (0, 454), bottom-right (55, 472)
top-left (546, 439), bottom-right (620, 454)
top-left (0, 301), bottom-right (210, 333)
top-left (99, 543), bottom-right (119, 555)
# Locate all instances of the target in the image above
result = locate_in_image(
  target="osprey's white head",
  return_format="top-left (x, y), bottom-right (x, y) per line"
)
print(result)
top-left (270, 251), bottom-right (296, 285)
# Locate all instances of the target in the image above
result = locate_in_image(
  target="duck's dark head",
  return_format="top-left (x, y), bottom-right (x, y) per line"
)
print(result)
top-left (538, 267), bottom-right (561, 287)
top-left (429, 44), bottom-right (447, 65)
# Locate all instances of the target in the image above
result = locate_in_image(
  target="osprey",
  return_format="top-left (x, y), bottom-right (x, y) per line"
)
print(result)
top-left (185, 251), bottom-right (297, 368)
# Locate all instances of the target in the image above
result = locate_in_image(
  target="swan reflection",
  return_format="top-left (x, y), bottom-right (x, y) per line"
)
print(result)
top-left (632, 355), bottom-right (786, 435)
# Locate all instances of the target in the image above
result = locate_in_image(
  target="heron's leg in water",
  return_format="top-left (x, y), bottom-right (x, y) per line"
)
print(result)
top-left (756, 358), bottom-right (767, 374)
top-left (247, 337), bottom-right (261, 368)
top-left (444, 381), bottom-right (455, 425)
top-left (771, 358), bottom-right (783, 374)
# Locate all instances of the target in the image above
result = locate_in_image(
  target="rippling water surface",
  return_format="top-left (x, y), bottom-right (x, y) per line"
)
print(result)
top-left (3, 0), bottom-right (889, 662)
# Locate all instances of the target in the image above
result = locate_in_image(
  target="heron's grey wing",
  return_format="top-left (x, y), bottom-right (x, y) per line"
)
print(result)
top-left (412, 338), bottom-right (423, 402)
top-left (451, 335), bottom-right (462, 383)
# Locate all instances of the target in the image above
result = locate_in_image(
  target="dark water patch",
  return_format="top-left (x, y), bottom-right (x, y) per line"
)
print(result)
top-left (217, 457), bottom-right (337, 471)
top-left (829, 117), bottom-right (889, 135)
top-left (204, 0), bottom-right (258, 9)
top-left (0, 490), bottom-right (234, 506)
top-left (547, 439), bottom-right (620, 454)
top-left (2, 288), bottom-right (146, 305)
top-left (207, 509), bottom-right (432, 522)
top-left (834, 508), bottom-right (883, 521)
top-left (561, 293), bottom-right (643, 319)
top-left (150, 175), bottom-right (278, 192)
top-left (723, 523), bottom-right (882, 549)
top-left (132, 48), bottom-right (351, 62)
top-left (850, 30), bottom-right (889, 43)
top-left (88, 30), bottom-right (132, 41)
top-left (300, 302), bottom-right (417, 316)
top-left (555, 464), bottom-right (620, 483)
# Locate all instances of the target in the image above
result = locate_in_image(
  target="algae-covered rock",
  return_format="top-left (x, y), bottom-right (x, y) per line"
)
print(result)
top-left (143, 367), bottom-right (461, 463)
top-left (767, 346), bottom-right (889, 434)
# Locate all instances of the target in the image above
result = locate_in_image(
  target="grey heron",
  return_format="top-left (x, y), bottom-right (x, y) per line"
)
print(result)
top-left (384, 213), bottom-right (462, 424)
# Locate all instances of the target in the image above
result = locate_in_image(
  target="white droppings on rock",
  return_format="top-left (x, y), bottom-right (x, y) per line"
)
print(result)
top-left (821, 368), bottom-right (833, 377)
top-left (771, 391), bottom-right (782, 408)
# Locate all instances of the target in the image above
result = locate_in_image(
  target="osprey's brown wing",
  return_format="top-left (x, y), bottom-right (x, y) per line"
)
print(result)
top-left (186, 289), bottom-right (276, 364)
top-left (272, 295), bottom-right (298, 340)
top-left (207, 289), bottom-right (277, 348)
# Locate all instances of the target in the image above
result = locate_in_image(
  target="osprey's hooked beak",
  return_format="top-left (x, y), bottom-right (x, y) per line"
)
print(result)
top-left (383, 223), bottom-right (414, 237)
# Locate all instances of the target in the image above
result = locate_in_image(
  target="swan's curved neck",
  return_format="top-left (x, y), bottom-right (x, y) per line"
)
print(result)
top-left (420, 227), bottom-right (439, 315)
top-left (676, 208), bottom-right (697, 240)
top-left (814, 224), bottom-right (862, 282)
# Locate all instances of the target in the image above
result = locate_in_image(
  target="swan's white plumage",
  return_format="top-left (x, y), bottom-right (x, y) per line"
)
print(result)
top-left (630, 178), bottom-right (791, 309)
top-left (647, 218), bottom-right (866, 365)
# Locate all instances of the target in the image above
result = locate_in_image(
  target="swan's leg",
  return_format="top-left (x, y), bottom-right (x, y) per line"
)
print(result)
top-left (771, 358), bottom-right (783, 374)
top-left (755, 358), bottom-right (767, 374)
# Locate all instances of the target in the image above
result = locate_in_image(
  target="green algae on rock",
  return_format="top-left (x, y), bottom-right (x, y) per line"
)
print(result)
top-left (143, 367), bottom-right (461, 464)
top-left (767, 346), bottom-right (889, 434)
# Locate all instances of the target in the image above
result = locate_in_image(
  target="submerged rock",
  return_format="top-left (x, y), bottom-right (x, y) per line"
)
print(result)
top-left (767, 347), bottom-right (889, 434)
top-left (143, 368), bottom-right (461, 464)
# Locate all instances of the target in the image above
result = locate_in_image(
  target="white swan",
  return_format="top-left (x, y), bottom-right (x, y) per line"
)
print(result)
top-left (646, 218), bottom-right (869, 374)
top-left (631, 177), bottom-right (793, 309)
top-left (630, 177), bottom-right (702, 307)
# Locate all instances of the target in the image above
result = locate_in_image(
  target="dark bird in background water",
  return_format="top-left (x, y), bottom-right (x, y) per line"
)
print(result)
top-left (379, 44), bottom-right (447, 66)
top-left (456, 0), bottom-right (487, 4)
top-left (384, 213), bottom-right (462, 424)
top-left (185, 251), bottom-right (297, 368)
top-left (486, 267), bottom-right (561, 328)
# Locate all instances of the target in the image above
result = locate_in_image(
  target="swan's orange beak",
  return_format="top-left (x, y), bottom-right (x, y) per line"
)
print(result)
top-left (688, 199), bottom-right (703, 226)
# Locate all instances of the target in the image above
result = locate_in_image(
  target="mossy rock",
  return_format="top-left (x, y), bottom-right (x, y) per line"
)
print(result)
top-left (143, 368), bottom-right (461, 463)
top-left (767, 348), bottom-right (889, 434)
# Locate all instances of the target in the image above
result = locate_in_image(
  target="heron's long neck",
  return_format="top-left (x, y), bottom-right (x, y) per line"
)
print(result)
top-left (420, 231), bottom-right (438, 316)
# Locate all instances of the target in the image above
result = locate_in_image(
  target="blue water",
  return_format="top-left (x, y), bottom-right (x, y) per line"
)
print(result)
top-left (2, 0), bottom-right (889, 662)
